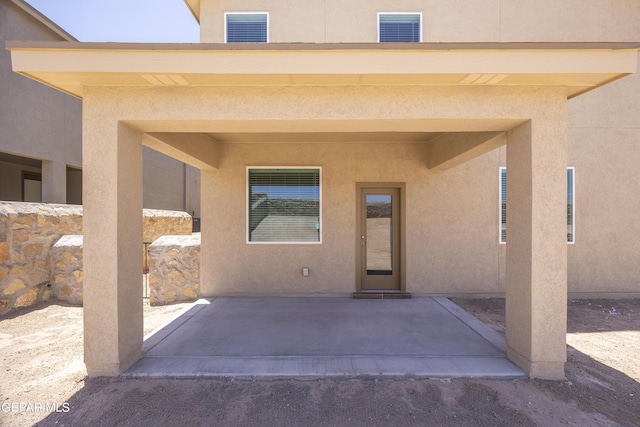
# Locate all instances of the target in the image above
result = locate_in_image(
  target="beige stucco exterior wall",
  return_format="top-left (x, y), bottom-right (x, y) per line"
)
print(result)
top-left (491, 55), bottom-right (640, 297)
top-left (77, 77), bottom-right (640, 297)
top-left (79, 82), bottom-right (570, 377)
top-left (0, 1), bottom-right (82, 203)
top-left (564, 54), bottom-right (640, 295)
top-left (73, 84), bottom-right (563, 299)
top-left (143, 147), bottom-right (201, 217)
top-left (199, 0), bottom-right (640, 43)
top-left (206, 141), bottom-right (503, 296)
top-left (194, 0), bottom-right (640, 297)
top-left (79, 79), bottom-right (636, 298)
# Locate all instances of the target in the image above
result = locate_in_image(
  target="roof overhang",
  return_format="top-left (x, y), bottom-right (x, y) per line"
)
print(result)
top-left (7, 42), bottom-right (639, 99)
top-left (183, 0), bottom-right (200, 23)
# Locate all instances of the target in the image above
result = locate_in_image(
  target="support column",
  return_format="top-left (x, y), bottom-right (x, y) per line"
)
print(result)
top-left (506, 119), bottom-right (567, 380)
top-left (83, 120), bottom-right (143, 376)
top-left (200, 169), bottom-right (215, 296)
top-left (41, 159), bottom-right (66, 203)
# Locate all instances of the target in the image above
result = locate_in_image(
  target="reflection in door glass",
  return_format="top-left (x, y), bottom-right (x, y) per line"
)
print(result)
top-left (366, 194), bottom-right (392, 275)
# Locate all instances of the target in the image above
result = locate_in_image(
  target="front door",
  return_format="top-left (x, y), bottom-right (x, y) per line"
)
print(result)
top-left (357, 185), bottom-right (403, 291)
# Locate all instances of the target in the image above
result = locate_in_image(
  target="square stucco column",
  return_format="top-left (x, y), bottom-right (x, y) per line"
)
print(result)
top-left (83, 121), bottom-right (143, 376)
top-left (200, 169), bottom-right (215, 296)
top-left (41, 159), bottom-right (66, 204)
top-left (506, 119), bottom-right (568, 380)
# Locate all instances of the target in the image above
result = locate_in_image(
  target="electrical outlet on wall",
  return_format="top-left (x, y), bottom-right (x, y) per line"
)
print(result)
top-left (302, 267), bottom-right (309, 277)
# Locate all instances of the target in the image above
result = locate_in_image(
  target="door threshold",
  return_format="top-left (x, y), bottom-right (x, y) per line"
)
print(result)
top-left (353, 291), bottom-right (412, 299)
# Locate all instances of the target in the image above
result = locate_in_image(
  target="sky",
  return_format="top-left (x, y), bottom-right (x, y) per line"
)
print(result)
top-left (26, 0), bottom-right (200, 42)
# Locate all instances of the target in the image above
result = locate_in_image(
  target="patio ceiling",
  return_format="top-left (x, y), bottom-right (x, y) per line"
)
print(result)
top-left (8, 42), bottom-right (639, 99)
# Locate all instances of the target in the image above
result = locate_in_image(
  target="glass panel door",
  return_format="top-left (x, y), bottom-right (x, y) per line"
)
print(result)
top-left (366, 194), bottom-right (393, 276)
top-left (360, 187), bottom-right (401, 291)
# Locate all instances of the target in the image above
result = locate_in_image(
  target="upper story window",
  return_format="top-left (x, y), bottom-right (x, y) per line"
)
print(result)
top-left (225, 12), bottom-right (269, 43)
top-left (378, 13), bottom-right (422, 43)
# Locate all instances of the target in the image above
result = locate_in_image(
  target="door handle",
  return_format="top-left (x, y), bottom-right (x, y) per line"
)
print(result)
top-left (361, 235), bottom-right (365, 246)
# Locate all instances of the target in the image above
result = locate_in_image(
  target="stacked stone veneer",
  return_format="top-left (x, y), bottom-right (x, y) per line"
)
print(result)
top-left (0, 203), bottom-right (83, 315)
top-left (143, 210), bottom-right (193, 244)
top-left (148, 234), bottom-right (201, 305)
top-left (50, 235), bottom-right (84, 305)
top-left (0, 202), bottom-right (194, 316)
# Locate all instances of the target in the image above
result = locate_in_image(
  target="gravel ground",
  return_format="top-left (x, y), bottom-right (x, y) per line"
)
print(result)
top-left (1, 298), bottom-right (638, 427)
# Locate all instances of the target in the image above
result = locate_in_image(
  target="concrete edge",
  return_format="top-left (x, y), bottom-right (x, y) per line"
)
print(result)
top-left (433, 297), bottom-right (507, 353)
top-left (124, 355), bottom-right (526, 379)
top-left (142, 298), bottom-right (215, 354)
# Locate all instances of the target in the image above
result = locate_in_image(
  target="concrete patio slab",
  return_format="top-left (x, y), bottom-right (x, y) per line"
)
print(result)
top-left (125, 297), bottom-right (524, 379)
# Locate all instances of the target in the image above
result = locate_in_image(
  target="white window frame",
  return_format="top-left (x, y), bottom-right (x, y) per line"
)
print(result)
top-left (224, 12), bottom-right (269, 43)
top-left (377, 12), bottom-right (423, 43)
top-left (499, 167), bottom-right (575, 244)
top-left (567, 167), bottom-right (575, 244)
top-left (246, 166), bottom-right (322, 245)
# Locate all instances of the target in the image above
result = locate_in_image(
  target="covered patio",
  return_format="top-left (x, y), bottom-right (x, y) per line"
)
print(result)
top-left (9, 41), bottom-right (638, 379)
top-left (126, 297), bottom-right (524, 378)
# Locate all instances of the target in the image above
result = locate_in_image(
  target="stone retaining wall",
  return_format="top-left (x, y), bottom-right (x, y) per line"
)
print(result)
top-left (50, 235), bottom-right (84, 305)
top-left (0, 202), bottom-right (194, 315)
top-left (148, 234), bottom-right (201, 305)
top-left (0, 203), bottom-right (83, 315)
top-left (143, 210), bottom-right (193, 243)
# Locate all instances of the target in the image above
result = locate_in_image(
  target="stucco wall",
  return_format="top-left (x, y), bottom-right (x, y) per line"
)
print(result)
top-left (205, 141), bottom-right (503, 296)
top-left (80, 76), bottom-right (639, 297)
top-left (209, 135), bottom-right (640, 298)
top-left (563, 54), bottom-right (640, 295)
top-left (488, 55), bottom-right (640, 296)
top-left (0, 1), bottom-right (82, 183)
top-left (193, 0), bottom-right (640, 296)
top-left (1, 1), bottom-right (200, 213)
top-left (200, 0), bottom-right (640, 43)
top-left (143, 147), bottom-right (201, 217)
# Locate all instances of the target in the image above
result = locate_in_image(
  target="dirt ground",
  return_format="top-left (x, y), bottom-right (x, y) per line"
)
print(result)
top-left (1, 298), bottom-right (638, 427)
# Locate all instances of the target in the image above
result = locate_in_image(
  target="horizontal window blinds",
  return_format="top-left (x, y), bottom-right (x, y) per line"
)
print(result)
top-left (500, 168), bottom-right (507, 243)
top-left (567, 168), bottom-right (574, 243)
top-left (379, 14), bottom-right (421, 42)
top-left (500, 167), bottom-right (574, 243)
top-left (248, 168), bottom-right (320, 243)
top-left (226, 13), bottom-right (267, 43)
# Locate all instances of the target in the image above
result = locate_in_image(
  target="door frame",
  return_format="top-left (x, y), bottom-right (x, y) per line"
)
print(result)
top-left (355, 182), bottom-right (406, 292)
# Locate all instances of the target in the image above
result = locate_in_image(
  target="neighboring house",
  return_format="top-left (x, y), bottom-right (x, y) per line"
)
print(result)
top-left (0, 0), bottom-right (81, 204)
top-left (0, 0), bottom-right (200, 214)
top-left (8, 0), bottom-right (639, 379)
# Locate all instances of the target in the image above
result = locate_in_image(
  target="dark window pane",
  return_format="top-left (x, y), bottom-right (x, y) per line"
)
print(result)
top-left (227, 14), bottom-right (267, 43)
top-left (248, 169), bottom-right (320, 243)
top-left (379, 14), bottom-right (421, 42)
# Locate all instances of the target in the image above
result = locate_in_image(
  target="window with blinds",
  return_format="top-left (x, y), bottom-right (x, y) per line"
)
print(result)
top-left (225, 13), bottom-right (268, 43)
top-left (500, 167), bottom-right (575, 244)
top-left (247, 168), bottom-right (321, 243)
top-left (500, 167), bottom-right (507, 243)
top-left (378, 13), bottom-right (421, 43)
